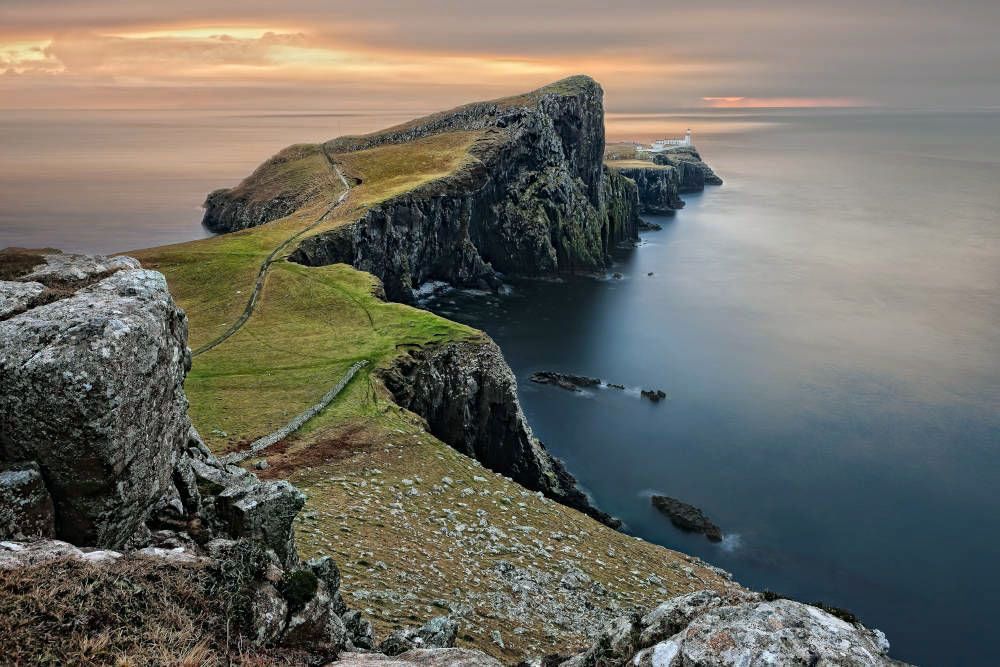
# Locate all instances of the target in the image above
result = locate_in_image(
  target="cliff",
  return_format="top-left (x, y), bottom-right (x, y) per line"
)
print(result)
top-left (604, 146), bottom-right (722, 216)
top-left (204, 76), bottom-right (641, 302)
top-left (379, 339), bottom-right (619, 527)
top-left (652, 145), bottom-right (724, 191)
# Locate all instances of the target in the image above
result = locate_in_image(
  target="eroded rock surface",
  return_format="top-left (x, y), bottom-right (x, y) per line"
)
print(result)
top-left (0, 263), bottom-right (190, 547)
top-left (560, 590), bottom-right (906, 667)
top-left (0, 462), bottom-right (55, 540)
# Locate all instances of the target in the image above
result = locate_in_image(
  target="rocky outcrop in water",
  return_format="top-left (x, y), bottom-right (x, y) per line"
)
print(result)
top-left (557, 589), bottom-right (906, 666)
top-left (380, 339), bottom-right (620, 528)
top-left (530, 371), bottom-right (602, 392)
top-left (651, 495), bottom-right (723, 542)
top-left (652, 146), bottom-right (724, 191)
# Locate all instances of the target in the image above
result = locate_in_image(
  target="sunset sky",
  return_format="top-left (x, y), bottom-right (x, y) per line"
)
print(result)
top-left (2, 0), bottom-right (997, 111)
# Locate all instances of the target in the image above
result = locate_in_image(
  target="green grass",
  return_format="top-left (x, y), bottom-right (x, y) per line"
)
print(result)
top-left (128, 92), bottom-right (739, 661)
top-left (133, 130), bottom-right (483, 451)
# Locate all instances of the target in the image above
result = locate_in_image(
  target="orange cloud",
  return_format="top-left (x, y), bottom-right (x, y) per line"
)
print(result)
top-left (702, 96), bottom-right (867, 108)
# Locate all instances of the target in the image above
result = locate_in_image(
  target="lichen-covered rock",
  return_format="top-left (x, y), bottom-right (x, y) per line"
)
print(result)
top-left (250, 581), bottom-right (289, 645)
top-left (337, 648), bottom-right (503, 666)
top-left (380, 338), bottom-right (618, 528)
top-left (214, 479), bottom-right (306, 568)
top-left (0, 280), bottom-right (45, 319)
top-left (379, 616), bottom-right (459, 656)
top-left (0, 266), bottom-right (191, 548)
top-left (20, 252), bottom-right (141, 286)
top-left (0, 539), bottom-right (122, 569)
top-left (283, 579), bottom-right (348, 650)
top-left (343, 609), bottom-right (375, 650)
top-left (0, 461), bottom-right (55, 540)
top-left (637, 590), bottom-right (726, 647)
top-left (665, 599), bottom-right (896, 666)
top-left (561, 591), bottom-right (906, 667)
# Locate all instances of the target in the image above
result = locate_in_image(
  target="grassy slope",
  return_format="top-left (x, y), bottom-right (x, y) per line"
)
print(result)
top-left (131, 83), bottom-right (736, 660)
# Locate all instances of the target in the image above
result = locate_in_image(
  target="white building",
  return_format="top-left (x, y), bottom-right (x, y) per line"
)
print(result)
top-left (637, 129), bottom-right (692, 153)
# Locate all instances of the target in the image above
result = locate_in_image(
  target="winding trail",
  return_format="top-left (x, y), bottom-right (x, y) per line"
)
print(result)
top-left (193, 151), bottom-right (368, 460)
top-left (192, 156), bottom-right (351, 358)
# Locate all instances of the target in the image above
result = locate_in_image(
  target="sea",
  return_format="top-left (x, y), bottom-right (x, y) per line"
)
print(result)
top-left (2, 107), bottom-right (998, 665)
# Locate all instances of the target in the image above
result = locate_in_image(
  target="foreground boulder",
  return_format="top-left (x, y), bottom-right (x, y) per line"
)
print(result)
top-left (559, 590), bottom-right (906, 666)
top-left (0, 259), bottom-right (190, 547)
top-left (0, 252), bottom-right (370, 660)
top-left (338, 648), bottom-right (502, 666)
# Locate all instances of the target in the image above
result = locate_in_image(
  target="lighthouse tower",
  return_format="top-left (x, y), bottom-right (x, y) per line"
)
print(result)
top-left (684, 128), bottom-right (692, 146)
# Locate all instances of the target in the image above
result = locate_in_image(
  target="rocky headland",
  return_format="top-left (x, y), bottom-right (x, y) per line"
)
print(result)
top-left (1, 77), bottom-right (908, 665)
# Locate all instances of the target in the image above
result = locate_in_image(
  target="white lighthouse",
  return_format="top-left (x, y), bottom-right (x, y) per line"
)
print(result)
top-left (636, 128), bottom-right (693, 154)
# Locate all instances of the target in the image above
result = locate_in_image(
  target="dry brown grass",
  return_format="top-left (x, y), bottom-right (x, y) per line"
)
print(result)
top-left (0, 247), bottom-right (54, 280)
top-left (0, 556), bottom-right (313, 666)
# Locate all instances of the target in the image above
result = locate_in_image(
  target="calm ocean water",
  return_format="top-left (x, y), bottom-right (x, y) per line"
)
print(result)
top-left (3, 108), bottom-right (999, 664)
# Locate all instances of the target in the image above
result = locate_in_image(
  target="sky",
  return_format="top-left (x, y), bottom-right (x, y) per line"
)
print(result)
top-left (1, 0), bottom-right (998, 112)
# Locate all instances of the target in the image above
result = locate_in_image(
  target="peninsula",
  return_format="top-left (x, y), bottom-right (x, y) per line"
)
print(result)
top-left (0, 76), bottom-right (906, 665)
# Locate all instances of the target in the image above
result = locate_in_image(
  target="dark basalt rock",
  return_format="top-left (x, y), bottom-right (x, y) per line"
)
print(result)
top-left (650, 495), bottom-right (722, 542)
top-left (208, 76), bottom-right (643, 303)
top-left (612, 165), bottom-right (685, 215)
top-left (530, 371), bottom-right (602, 392)
top-left (652, 146), bottom-right (724, 190)
top-left (641, 389), bottom-right (667, 402)
top-left (380, 339), bottom-right (621, 529)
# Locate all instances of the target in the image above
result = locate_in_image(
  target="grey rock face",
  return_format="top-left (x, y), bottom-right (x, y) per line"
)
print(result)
top-left (215, 478), bottom-right (305, 568)
top-left (380, 338), bottom-right (619, 528)
top-left (561, 591), bottom-right (906, 667)
top-left (283, 580), bottom-right (349, 649)
top-left (0, 461), bottom-right (56, 540)
top-left (0, 281), bottom-right (45, 319)
top-left (343, 609), bottom-right (375, 650)
top-left (379, 616), bottom-right (459, 656)
top-left (336, 648), bottom-right (503, 666)
top-left (20, 252), bottom-right (141, 286)
top-left (0, 266), bottom-right (191, 548)
top-left (652, 147), bottom-right (724, 190)
top-left (612, 166), bottom-right (685, 215)
top-left (250, 582), bottom-right (289, 645)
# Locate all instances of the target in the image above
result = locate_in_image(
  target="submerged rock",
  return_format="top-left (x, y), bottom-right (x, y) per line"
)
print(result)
top-left (641, 389), bottom-right (667, 402)
top-left (650, 495), bottom-right (723, 542)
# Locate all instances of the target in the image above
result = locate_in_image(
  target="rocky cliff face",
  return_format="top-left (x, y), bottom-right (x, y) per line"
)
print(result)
top-left (204, 76), bottom-right (641, 303)
top-left (379, 338), bottom-right (619, 528)
top-left (652, 146), bottom-right (724, 192)
top-left (609, 165), bottom-right (686, 215)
